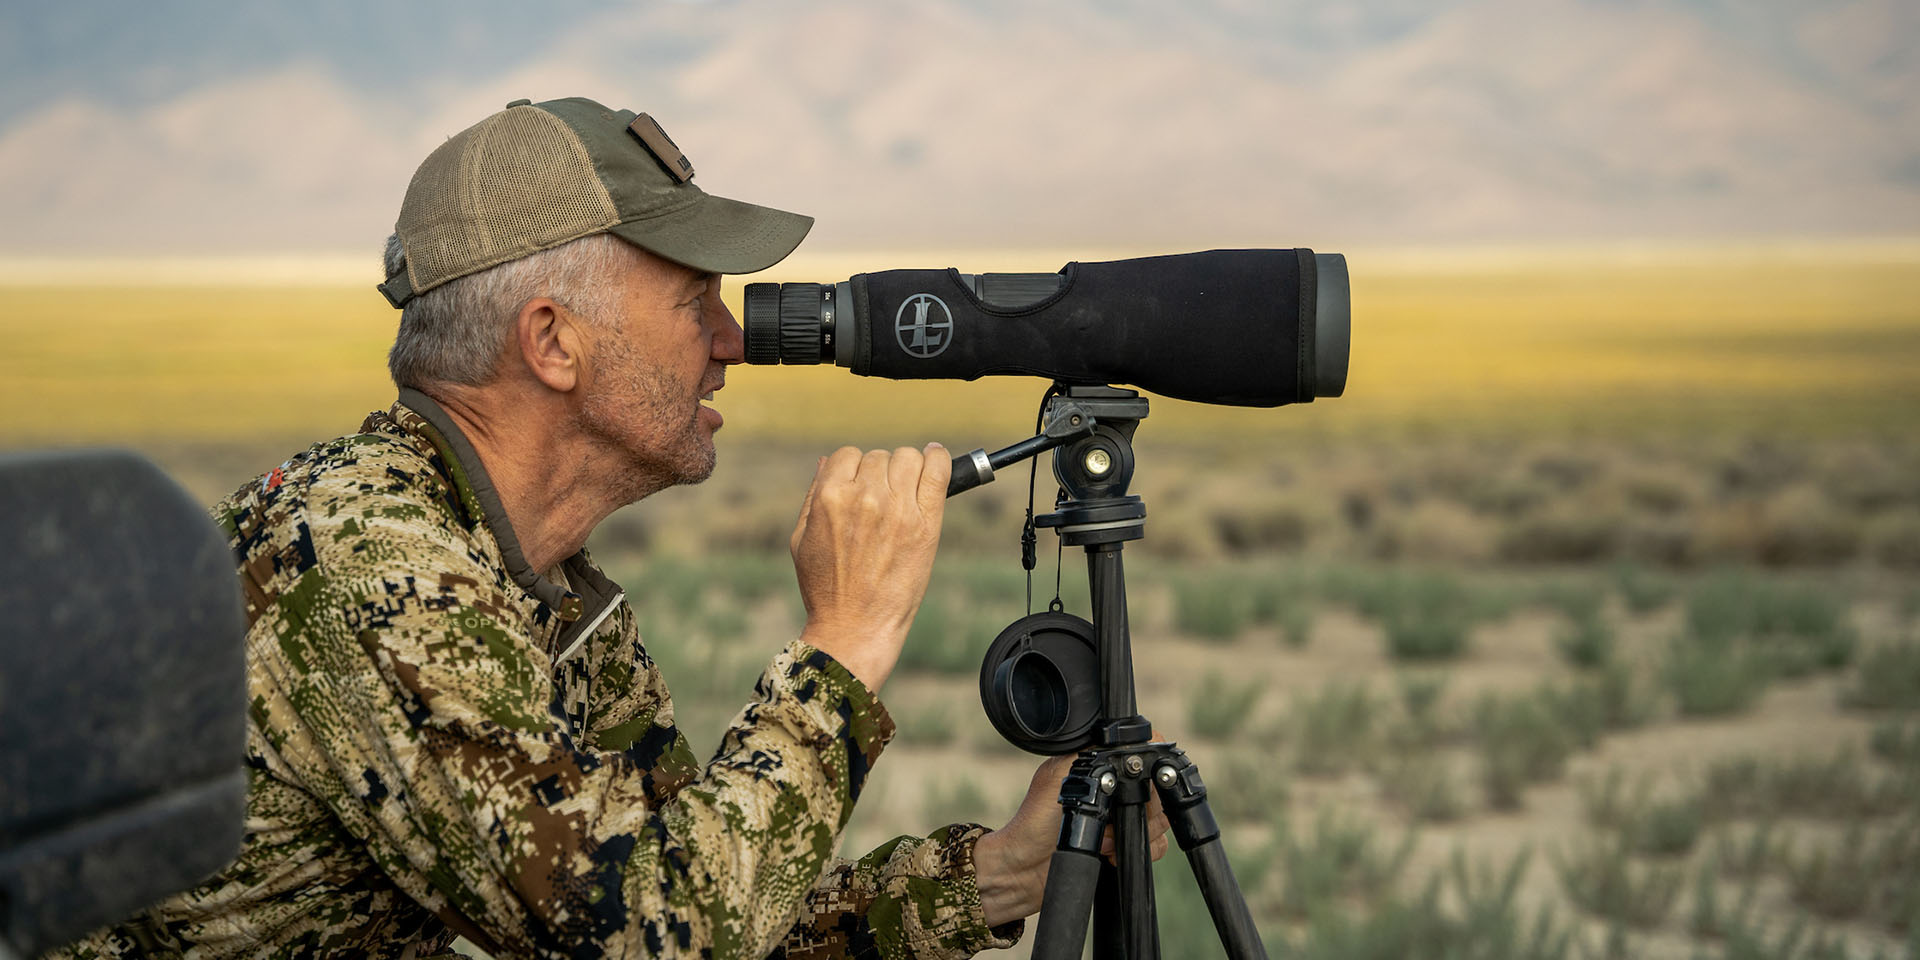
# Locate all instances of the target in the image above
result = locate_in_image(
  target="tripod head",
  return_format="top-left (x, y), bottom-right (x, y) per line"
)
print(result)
top-left (1034, 386), bottom-right (1148, 546)
top-left (951, 384), bottom-right (1153, 755)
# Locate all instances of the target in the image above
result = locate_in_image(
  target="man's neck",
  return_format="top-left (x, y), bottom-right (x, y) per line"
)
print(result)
top-left (422, 384), bottom-right (638, 573)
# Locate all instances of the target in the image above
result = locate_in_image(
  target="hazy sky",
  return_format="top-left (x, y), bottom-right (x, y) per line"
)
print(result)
top-left (3, 0), bottom-right (1914, 256)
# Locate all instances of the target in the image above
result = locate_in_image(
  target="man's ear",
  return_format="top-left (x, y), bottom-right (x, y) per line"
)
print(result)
top-left (514, 297), bottom-right (587, 393)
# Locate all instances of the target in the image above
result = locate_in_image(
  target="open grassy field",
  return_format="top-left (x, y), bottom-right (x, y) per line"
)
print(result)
top-left (6, 243), bottom-right (1917, 957)
top-left (4, 242), bottom-right (1918, 452)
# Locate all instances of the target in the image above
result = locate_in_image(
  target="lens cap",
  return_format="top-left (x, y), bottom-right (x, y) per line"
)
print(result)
top-left (978, 611), bottom-right (1100, 755)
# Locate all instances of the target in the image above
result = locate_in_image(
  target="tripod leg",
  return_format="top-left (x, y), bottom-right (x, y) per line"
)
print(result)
top-left (1153, 753), bottom-right (1269, 960)
top-left (1032, 848), bottom-right (1102, 959)
top-left (1093, 860), bottom-right (1121, 958)
top-left (1115, 794), bottom-right (1161, 960)
top-left (1183, 838), bottom-right (1266, 960)
top-left (1030, 759), bottom-right (1114, 960)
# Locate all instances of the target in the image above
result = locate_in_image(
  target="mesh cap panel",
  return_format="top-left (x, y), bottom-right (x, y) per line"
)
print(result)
top-left (397, 106), bottom-right (619, 295)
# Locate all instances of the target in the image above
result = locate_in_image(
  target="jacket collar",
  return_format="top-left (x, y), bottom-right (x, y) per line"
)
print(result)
top-left (386, 387), bottom-right (626, 628)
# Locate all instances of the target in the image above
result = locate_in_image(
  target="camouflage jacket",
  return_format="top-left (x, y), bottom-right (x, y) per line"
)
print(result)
top-left (54, 390), bottom-right (1019, 960)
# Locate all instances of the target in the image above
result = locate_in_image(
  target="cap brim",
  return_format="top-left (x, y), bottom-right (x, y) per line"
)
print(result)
top-left (609, 193), bottom-right (813, 275)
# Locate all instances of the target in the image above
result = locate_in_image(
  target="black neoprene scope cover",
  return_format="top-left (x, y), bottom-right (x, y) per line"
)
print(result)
top-left (852, 249), bottom-right (1321, 407)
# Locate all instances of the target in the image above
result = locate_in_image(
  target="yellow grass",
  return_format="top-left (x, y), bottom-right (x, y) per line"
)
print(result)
top-left (4, 242), bottom-right (1916, 448)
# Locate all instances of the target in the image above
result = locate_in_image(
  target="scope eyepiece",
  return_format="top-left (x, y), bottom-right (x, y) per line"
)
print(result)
top-left (744, 281), bottom-right (839, 365)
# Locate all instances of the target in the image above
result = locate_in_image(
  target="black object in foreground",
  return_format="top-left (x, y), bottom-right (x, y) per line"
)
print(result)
top-left (0, 450), bottom-right (247, 958)
top-left (745, 248), bottom-right (1349, 407)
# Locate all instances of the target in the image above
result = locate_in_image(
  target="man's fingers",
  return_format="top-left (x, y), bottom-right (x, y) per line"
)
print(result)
top-left (855, 447), bottom-right (891, 485)
top-left (886, 446), bottom-right (923, 500)
top-left (821, 446), bottom-right (863, 485)
top-left (917, 442), bottom-right (951, 506)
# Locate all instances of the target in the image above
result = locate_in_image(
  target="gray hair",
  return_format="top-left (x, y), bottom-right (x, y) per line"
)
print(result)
top-left (384, 232), bottom-right (640, 389)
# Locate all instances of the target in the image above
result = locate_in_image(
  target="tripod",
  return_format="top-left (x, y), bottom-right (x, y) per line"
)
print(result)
top-left (951, 385), bottom-right (1268, 960)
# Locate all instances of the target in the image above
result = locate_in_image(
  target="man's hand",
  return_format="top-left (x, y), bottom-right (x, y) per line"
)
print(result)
top-left (791, 444), bottom-right (950, 692)
top-left (972, 751), bottom-right (1172, 929)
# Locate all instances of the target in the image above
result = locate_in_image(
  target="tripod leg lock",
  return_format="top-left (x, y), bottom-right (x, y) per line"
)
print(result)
top-left (1055, 757), bottom-right (1116, 855)
top-left (1150, 750), bottom-right (1222, 850)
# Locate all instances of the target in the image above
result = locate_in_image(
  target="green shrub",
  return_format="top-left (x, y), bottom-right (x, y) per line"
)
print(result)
top-left (1449, 849), bottom-right (1574, 960)
top-left (1710, 820), bottom-right (1788, 880)
top-left (1289, 681), bottom-right (1378, 777)
top-left (896, 595), bottom-right (978, 675)
top-left (625, 556), bottom-right (721, 620)
top-left (1551, 835), bottom-right (1683, 929)
top-left (1247, 567), bottom-right (1312, 628)
top-left (1172, 573), bottom-right (1255, 641)
top-left (1328, 569), bottom-right (1487, 661)
top-left (920, 774), bottom-right (990, 826)
top-left (1268, 809), bottom-right (1417, 920)
top-left (1754, 610), bottom-right (1857, 681)
top-left (1700, 755), bottom-right (1766, 818)
top-left (1380, 754), bottom-right (1466, 823)
top-left (1153, 854), bottom-right (1252, 960)
top-left (1627, 796), bottom-right (1703, 857)
top-left (1684, 572), bottom-right (1857, 679)
top-left (1765, 751), bottom-right (1906, 820)
top-left (1188, 671), bottom-right (1267, 741)
top-left (1278, 602), bottom-right (1315, 649)
top-left (1870, 719), bottom-right (1920, 768)
top-left (710, 552), bottom-right (791, 603)
top-left (1248, 847), bottom-right (1575, 960)
top-left (1553, 609), bottom-right (1615, 669)
top-left (1786, 823), bottom-right (1874, 920)
top-left (1844, 640), bottom-right (1920, 710)
top-left (1534, 679), bottom-right (1606, 750)
top-left (1537, 578), bottom-right (1606, 622)
top-left (1577, 771), bottom-right (1700, 856)
top-left (1700, 751), bottom-right (1904, 821)
top-left (1400, 672), bottom-right (1447, 722)
top-left (1610, 562), bottom-right (1676, 614)
top-left (1667, 635), bottom-right (1768, 717)
top-left (1385, 613), bottom-right (1472, 661)
top-left (1578, 769), bottom-right (1648, 833)
top-left (690, 604), bottom-right (751, 647)
top-left (1593, 660), bottom-right (1655, 731)
top-left (893, 701), bottom-right (956, 746)
top-left (1386, 672), bottom-right (1452, 751)
top-left (1206, 754), bottom-right (1289, 824)
top-left (1290, 886), bottom-right (1574, 960)
top-left (951, 559), bottom-right (1026, 602)
top-left (1688, 855), bottom-right (1761, 940)
top-left (1473, 693), bottom-right (1574, 810)
top-left (1713, 910), bottom-right (1814, 960)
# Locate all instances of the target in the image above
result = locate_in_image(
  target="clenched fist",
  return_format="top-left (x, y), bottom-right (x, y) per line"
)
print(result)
top-left (790, 444), bottom-right (950, 692)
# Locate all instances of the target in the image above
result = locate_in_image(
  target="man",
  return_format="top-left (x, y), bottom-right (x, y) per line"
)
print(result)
top-left (54, 97), bottom-right (1165, 958)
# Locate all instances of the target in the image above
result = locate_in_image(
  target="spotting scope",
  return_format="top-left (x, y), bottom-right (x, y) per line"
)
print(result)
top-left (743, 249), bottom-right (1348, 407)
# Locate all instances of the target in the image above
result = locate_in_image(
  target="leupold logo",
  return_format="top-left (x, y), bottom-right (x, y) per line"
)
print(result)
top-left (894, 293), bottom-right (953, 359)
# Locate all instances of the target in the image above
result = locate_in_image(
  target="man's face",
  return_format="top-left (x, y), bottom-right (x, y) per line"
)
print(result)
top-left (576, 253), bottom-right (742, 499)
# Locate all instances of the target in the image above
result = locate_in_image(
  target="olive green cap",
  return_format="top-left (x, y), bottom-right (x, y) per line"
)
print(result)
top-left (379, 96), bottom-right (812, 307)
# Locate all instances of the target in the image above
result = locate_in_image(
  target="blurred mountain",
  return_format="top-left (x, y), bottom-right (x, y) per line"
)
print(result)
top-left (1, 0), bottom-right (1914, 255)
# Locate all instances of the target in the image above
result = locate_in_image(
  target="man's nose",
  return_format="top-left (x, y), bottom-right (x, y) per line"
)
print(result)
top-left (711, 298), bottom-right (744, 364)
